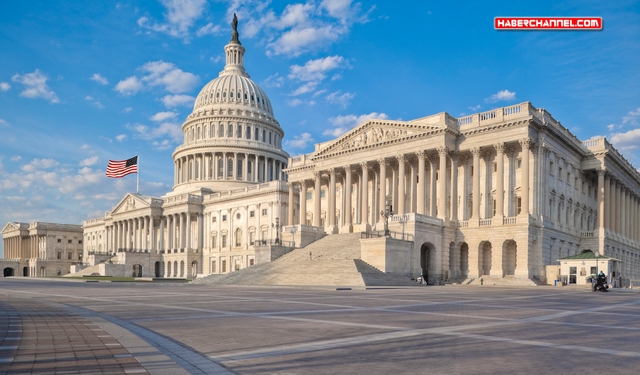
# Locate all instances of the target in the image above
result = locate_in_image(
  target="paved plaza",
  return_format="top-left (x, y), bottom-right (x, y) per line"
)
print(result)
top-left (1, 280), bottom-right (639, 374)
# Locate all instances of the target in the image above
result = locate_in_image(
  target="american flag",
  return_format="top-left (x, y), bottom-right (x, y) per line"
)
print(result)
top-left (106, 156), bottom-right (138, 178)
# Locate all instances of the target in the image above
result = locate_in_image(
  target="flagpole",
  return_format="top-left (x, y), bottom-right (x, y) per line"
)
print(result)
top-left (137, 154), bottom-right (140, 195)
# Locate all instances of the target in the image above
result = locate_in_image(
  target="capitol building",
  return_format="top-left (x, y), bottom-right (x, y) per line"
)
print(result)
top-left (3, 23), bottom-right (640, 286)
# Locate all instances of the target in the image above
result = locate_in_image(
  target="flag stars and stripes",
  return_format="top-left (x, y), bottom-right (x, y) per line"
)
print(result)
top-left (106, 156), bottom-right (138, 178)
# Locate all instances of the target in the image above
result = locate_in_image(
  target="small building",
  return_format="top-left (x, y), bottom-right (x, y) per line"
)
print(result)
top-left (1, 221), bottom-right (84, 277)
top-left (558, 251), bottom-right (620, 286)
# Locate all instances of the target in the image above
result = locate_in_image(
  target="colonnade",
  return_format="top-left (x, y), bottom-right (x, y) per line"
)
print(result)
top-left (602, 172), bottom-right (640, 242)
top-left (2, 235), bottom-right (43, 259)
top-left (110, 213), bottom-right (203, 254)
top-left (174, 152), bottom-right (287, 185)
top-left (286, 139), bottom-right (535, 228)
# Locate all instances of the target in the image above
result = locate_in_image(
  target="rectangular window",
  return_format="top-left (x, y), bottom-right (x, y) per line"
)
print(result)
top-left (78, 253), bottom-right (82, 260)
top-left (261, 230), bottom-right (267, 240)
top-left (470, 166), bottom-right (473, 176)
top-left (78, 240), bottom-right (82, 244)
top-left (222, 235), bottom-right (227, 248)
top-left (249, 231), bottom-right (255, 245)
top-left (212, 235), bottom-right (217, 247)
top-left (249, 258), bottom-right (254, 266)
top-left (212, 260), bottom-right (216, 273)
top-left (517, 197), bottom-right (522, 214)
top-left (250, 210), bottom-right (255, 218)
top-left (436, 172), bottom-right (439, 181)
top-left (68, 239), bottom-right (72, 244)
top-left (550, 161), bottom-right (554, 174)
top-left (213, 216), bottom-right (217, 223)
top-left (516, 159), bottom-right (522, 169)
top-left (67, 252), bottom-right (72, 260)
top-left (222, 215), bottom-right (227, 221)
top-left (262, 209), bottom-right (267, 216)
top-left (57, 239), bottom-right (62, 243)
top-left (559, 167), bottom-right (563, 180)
top-left (321, 189), bottom-right (326, 198)
top-left (590, 267), bottom-right (597, 275)
top-left (493, 162), bottom-right (497, 173)
top-left (307, 192), bottom-right (312, 200)
top-left (57, 252), bottom-right (61, 259)
top-left (222, 259), bottom-right (227, 273)
top-left (492, 199), bottom-right (496, 216)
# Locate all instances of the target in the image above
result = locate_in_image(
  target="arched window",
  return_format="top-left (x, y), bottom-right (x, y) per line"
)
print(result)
top-left (254, 127), bottom-right (259, 140)
top-left (269, 132), bottom-right (272, 144)
top-left (237, 92), bottom-right (241, 98)
top-left (216, 92), bottom-right (219, 98)
top-left (218, 158), bottom-right (223, 177)
top-left (236, 125), bottom-right (242, 138)
top-left (244, 93), bottom-right (247, 100)
top-left (251, 94), bottom-right (254, 101)
top-left (223, 92), bottom-right (227, 98)
top-left (227, 124), bottom-right (233, 137)
top-left (230, 91), bottom-right (234, 100)
top-left (246, 125), bottom-right (251, 139)
top-left (189, 161), bottom-right (193, 180)
top-left (235, 228), bottom-right (242, 247)
top-left (238, 160), bottom-right (243, 178)
top-left (248, 160), bottom-right (252, 173)
top-left (228, 158), bottom-right (233, 178)
top-left (262, 129), bottom-right (266, 142)
top-left (197, 128), bottom-right (201, 139)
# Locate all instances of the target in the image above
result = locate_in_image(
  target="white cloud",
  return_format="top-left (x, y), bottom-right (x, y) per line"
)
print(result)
top-left (622, 107), bottom-right (640, 125)
top-left (11, 69), bottom-right (60, 103)
top-left (0, 119), bottom-right (8, 126)
top-left (287, 99), bottom-right (303, 106)
top-left (84, 95), bottom-right (105, 108)
top-left (152, 139), bottom-right (173, 150)
top-left (116, 134), bottom-right (127, 142)
top-left (288, 55), bottom-right (349, 82)
top-left (610, 128), bottom-right (640, 151)
top-left (210, 54), bottom-right (225, 64)
top-left (80, 144), bottom-right (90, 150)
top-left (196, 22), bottom-right (222, 37)
top-left (137, 0), bottom-right (208, 42)
top-left (469, 104), bottom-right (481, 111)
top-left (0, 82), bottom-right (10, 91)
top-left (268, 25), bottom-right (343, 57)
top-left (89, 73), bottom-right (108, 85)
top-left (123, 107), bottom-right (133, 113)
top-left (22, 158), bottom-right (59, 172)
top-left (6, 196), bottom-right (27, 202)
top-left (10, 156), bottom-right (21, 161)
top-left (127, 122), bottom-right (183, 143)
top-left (285, 132), bottom-right (314, 149)
top-left (161, 94), bottom-right (196, 108)
top-left (150, 111), bottom-right (178, 122)
top-left (263, 73), bottom-right (285, 88)
top-left (115, 61), bottom-right (199, 95)
top-left (607, 124), bottom-right (616, 131)
top-left (114, 76), bottom-right (143, 95)
top-left (290, 81), bottom-right (319, 96)
top-left (325, 90), bottom-right (355, 109)
top-left (85, 95), bottom-right (94, 100)
top-left (324, 112), bottom-right (389, 137)
top-left (485, 90), bottom-right (516, 103)
top-left (79, 156), bottom-right (99, 167)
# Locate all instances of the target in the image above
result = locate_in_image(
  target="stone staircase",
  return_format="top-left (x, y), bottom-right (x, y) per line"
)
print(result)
top-left (193, 233), bottom-right (418, 286)
top-left (63, 255), bottom-right (118, 277)
top-left (462, 275), bottom-right (540, 287)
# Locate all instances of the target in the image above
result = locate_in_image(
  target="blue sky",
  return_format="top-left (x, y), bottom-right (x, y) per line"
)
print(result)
top-left (1, 0), bottom-right (639, 256)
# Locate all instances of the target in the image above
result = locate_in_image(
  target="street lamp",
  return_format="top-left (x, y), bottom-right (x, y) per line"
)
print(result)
top-left (380, 201), bottom-right (394, 237)
top-left (289, 225), bottom-right (298, 248)
top-left (272, 217), bottom-right (281, 245)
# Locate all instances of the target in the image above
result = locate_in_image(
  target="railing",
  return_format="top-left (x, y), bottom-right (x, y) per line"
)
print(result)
top-left (253, 239), bottom-right (295, 247)
top-left (503, 217), bottom-right (517, 225)
top-left (458, 221), bottom-right (469, 228)
top-left (361, 230), bottom-right (414, 242)
top-left (87, 251), bottom-right (112, 256)
top-left (581, 231), bottom-right (594, 238)
top-left (479, 219), bottom-right (492, 226)
top-left (582, 139), bottom-right (600, 148)
top-left (390, 213), bottom-right (443, 226)
top-left (457, 116), bottom-right (473, 126)
top-left (503, 104), bottom-right (522, 116)
top-left (479, 110), bottom-right (498, 121)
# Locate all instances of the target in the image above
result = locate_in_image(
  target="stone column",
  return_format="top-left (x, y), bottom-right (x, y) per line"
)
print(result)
top-left (437, 146), bottom-right (449, 220)
top-left (142, 216), bottom-right (147, 251)
top-left (314, 171), bottom-right (322, 227)
top-left (378, 158), bottom-right (387, 226)
top-left (396, 155), bottom-right (405, 214)
top-left (450, 150), bottom-right (459, 222)
top-left (179, 213), bottom-right (184, 249)
top-left (416, 151), bottom-right (426, 215)
top-left (223, 153), bottom-right (228, 180)
top-left (360, 163), bottom-right (370, 230)
top-left (328, 168), bottom-right (338, 233)
top-left (621, 187), bottom-right (627, 238)
top-left (604, 173), bottom-right (611, 230)
top-left (430, 154), bottom-right (438, 216)
top-left (597, 169), bottom-right (605, 229)
top-left (344, 165), bottom-right (353, 232)
top-left (287, 182), bottom-right (295, 226)
top-left (149, 216), bottom-right (155, 252)
top-left (244, 154), bottom-right (248, 181)
top-left (519, 138), bottom-right (532, 218)
top-left (233, 152), bottom-right (238, 180)
top-left (471, 148), bottom-right (481, 220)
top-left (159, 217), bottom-right (164, 253)
top-left (186, 213), bottom-right (192, 250)
top-left (299, 180), bottom-right (307, 225)
top-left (391, 163), bottom-right (398, 213)
top-left (495, 143), bottom-right (505, 220)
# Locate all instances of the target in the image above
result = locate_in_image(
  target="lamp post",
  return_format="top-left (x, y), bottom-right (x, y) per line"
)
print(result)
top-left (289, 225), bottom-right (298, 248)
top-left (272, 217), bottom-right (281, 245)
top-left (380, 202), bottom-right (394, 237)
top-left (398, 214), bottom-right (408, 241)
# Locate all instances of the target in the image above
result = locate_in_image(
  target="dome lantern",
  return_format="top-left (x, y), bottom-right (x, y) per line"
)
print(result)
top-left (221, 13), bottom-right (248, 78)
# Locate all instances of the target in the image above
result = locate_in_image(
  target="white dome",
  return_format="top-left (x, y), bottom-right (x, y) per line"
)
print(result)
top-left (193, 74), bottom-right (274, 117)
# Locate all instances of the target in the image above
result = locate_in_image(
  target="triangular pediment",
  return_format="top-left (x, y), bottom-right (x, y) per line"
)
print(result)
top-left (111, 193), bottom-right (153, 215)
top-left (1, 222), bottom-right (20, 234)
top-left (312, 119), bottom-right (443, 158)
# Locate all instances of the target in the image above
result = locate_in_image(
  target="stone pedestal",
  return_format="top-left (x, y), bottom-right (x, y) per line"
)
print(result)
top-left (281, 225), bottom-right (326, 248)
